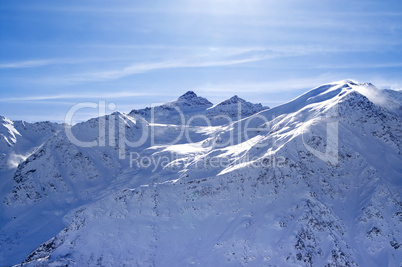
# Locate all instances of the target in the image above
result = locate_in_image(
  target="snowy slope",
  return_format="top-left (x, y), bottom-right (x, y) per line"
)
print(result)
top-left (0, 118), bottom-right (64, 264)
top-left (1, 81), bottom-right (401, 266)
top-left (0, 117), bottom-right (63, 207)
top-left (0, 117), bottom-right (62, 169)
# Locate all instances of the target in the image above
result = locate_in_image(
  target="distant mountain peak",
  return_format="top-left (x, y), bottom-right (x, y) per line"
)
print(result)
top-left (178, 91), bottom-right (198, 100)
top-left (0, 115), bottom-right (12, 124)
top-left (213, 95), bottom-right (267, 108)
top-left (206, 95), bottom-right (269, 118)
top-left (174, 91), bottom-right (212, 107)
top-left (216, 95), bottom-right (247, 106)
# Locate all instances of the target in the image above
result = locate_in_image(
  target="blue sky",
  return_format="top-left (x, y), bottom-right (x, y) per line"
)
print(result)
top-left (0, 0), bottom-right (402, 122)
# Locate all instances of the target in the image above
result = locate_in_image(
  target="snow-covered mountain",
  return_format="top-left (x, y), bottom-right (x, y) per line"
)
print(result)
top-left (0, 81), bottom-right (401, 266)
top-left (129, 91), bottom-right (269, 125)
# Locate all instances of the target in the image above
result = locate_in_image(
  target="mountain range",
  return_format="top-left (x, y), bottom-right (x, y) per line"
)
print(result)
top-left (0, 80), bottom-right (401, 266)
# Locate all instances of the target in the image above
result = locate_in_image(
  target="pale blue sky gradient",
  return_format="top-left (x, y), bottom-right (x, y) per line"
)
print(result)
top-left (1, 0), bottom-right (402, 122)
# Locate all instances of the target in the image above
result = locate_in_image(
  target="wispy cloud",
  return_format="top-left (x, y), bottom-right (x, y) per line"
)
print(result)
top-left (52, 45), bottom-right (325, 84)
top-left (0, 57), bottom-right (129, 69)
top-left (0, 92), bottom-right (158, 102)
top-left (17, 2), bottom-right (402, 17)
top-left (2, 1), bottom-right (271, 16)
top-left (312, 62), bottom-right (402, 69)
top-left (0, 60), bottom-right (54, 69)
top-left (60, 54), bottom-right (273, 83)
top-left (0, 44), bottom-right (371, 71)
top-left (0, 56), bottom-right (150, 70)
top-left (367, 78), bottom-right (402, 91)
top-left (193, 75), bottom-right (341, 94)
top-left (0, 46), bottom-right (265, 71)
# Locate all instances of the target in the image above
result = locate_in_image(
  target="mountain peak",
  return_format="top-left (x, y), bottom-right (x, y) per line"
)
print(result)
top-left (0, 115), bottom-right (11, 123)
top-left (217, 95), bottom-right (247, 105)
top-left (175, 91), bottom-right (213, 107)
top-left (178, 91), bottom-right (198, 100)
top-left (206, 95), bottom-right (268, 118)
